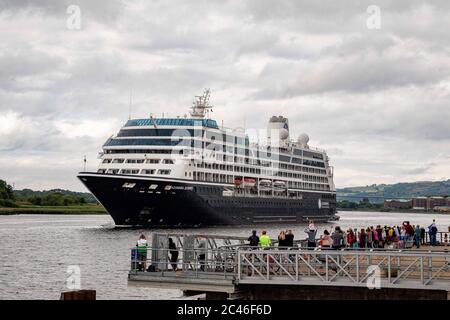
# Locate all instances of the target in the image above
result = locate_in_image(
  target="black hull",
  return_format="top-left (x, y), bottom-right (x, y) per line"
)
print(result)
top-left (77, 173), bottom-right (337, 227)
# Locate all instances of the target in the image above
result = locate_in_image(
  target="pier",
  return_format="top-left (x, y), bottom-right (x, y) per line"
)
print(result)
top-left (128, 233), bottom-right (450, 300)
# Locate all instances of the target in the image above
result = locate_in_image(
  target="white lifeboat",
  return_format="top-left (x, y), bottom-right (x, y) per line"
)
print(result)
top-left (259, 179), bottom-right (272, 189)
top-left (273, 180), bottom-right (286, 189)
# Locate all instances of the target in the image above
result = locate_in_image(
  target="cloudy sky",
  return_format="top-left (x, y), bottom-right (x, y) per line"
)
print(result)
top-left (1, 0), bottom-right (449, 191)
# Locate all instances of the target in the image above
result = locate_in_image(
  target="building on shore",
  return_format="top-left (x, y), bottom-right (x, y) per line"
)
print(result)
top-left (412, 196), bottom-right (450, 211)
top-left (384, 199), bottom-right (412, 209)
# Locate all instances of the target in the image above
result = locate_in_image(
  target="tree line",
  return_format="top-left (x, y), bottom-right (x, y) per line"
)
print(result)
top-left (0, 179), bottom-right (91, 207)
top-left (337, 198), bottom-right (383, 209)
top-left (0, 179), bottom-right (16, 207)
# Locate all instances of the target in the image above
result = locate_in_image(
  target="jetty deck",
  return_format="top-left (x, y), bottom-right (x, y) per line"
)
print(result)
top-left (128, 233), bottom-right (450, 299)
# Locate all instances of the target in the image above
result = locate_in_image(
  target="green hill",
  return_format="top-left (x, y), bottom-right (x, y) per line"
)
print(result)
top-left (337, 179), bottom-right (450, 203)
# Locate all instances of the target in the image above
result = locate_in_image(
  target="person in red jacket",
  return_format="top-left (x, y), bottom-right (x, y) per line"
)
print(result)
top-left (346, 229), bottom-right (355, 248)
top-left (403, 221), bottom-right (415, 241)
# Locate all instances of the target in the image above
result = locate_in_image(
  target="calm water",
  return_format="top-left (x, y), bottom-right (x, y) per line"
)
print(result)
top-left (1, 211), bottom-right (449, 300)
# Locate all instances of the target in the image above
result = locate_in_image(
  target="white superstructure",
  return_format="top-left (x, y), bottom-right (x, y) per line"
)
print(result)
top-left (95, 90), bottom-right (335, 198)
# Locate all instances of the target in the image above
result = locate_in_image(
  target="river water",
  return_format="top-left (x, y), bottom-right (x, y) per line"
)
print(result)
top-left (1, 211), bottom-right (449, 300)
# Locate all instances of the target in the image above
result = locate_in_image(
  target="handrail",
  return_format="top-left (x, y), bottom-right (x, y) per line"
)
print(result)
top-left (235, 248), bottom-right (450, 290)
top-left (129, 235), bottom-right (450, 290)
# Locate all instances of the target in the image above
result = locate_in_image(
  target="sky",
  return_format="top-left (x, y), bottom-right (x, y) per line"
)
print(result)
top-left (0, 0), bottom-right (449, 191)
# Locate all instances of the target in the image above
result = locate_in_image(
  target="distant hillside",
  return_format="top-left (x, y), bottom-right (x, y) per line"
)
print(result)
top-left (337, 179), bottom-right (450, 203)
top-left (14, 189), bottom-right (97, 204)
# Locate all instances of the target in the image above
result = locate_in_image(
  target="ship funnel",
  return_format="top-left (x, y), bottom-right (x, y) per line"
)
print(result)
top-left (267, 116), bottom-right (289, 147)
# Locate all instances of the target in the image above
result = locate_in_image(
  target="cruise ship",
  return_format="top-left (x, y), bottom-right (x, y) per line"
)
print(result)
top-left (78, 90), bottom-right (337, 226)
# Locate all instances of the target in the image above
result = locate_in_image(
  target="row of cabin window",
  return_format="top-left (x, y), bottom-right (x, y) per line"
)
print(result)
top-left (190, 171), bottom-right (329, 189)
top-left (97, 169), bottom-right (171, 175)
top-left (192, 164), bottom-right (327, 181)
top-left (117, 129), bottom-right (250, 146)
top-left (103, 148), bottom-right (325, 167)
top-left (102, 158), bottom-right (174, 164)
top-left (194, 161), bottom-right (326, 175)
top-left (105, 139), bottom-right (323, 163)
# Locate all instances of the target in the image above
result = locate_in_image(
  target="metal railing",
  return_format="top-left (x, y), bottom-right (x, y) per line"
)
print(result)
top-left (130, 243), bottom-right (450, 290)
top-left (423, 232), bottom-right (450, 245)
top-left (130, 246), bottom-right (239, 279)
top-left (236, 248), bottom-right (450, 290)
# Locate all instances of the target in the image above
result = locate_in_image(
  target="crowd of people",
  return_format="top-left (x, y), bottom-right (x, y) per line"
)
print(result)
top-left (247, 219), bottom-right (442, 250)
top-left (133, 219), bottom-right (444, 272)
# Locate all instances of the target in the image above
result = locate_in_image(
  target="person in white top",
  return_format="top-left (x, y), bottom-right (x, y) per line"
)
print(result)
top-left (136, 234), bottom-right (148, 271)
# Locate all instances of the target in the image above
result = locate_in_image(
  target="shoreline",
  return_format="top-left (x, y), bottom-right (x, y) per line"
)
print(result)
top-left (1, 208), bottom-right (448, 216)
top-left (337, 208), bottom-right (450, 215)
top-left (0, 205), bottom-right (107, 215)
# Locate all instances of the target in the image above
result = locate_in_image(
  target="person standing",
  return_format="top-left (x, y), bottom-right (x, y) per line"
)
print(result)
top-left (346, 229), bottom-right (355, 248)
top-left (373, 226), bottom-right (379, 248)
top-left (285, 230), bottom-right (295, 248)
top-left (359, 229), bottom-right (367, 248)
top-left (168, 238), bottom-right (179, 271)
top-left (320, 230), bottom-right (332, 248)
top-left (420, 227), bottom-right (426, 245)
top-left (278, 230), bottom-right (287, 249)
top-left (378, 226), bottom-right (386, 248)
top-left (387, 227), bottom-right (394, 244)
top-left (331, 226), bottom-right (344, 250)
top-left (248, 230), bottom-right (259, 248)
top-left (308, 220), bottom-right (315, 232)
top-left (136, 234), bottom-right (148, 271)
top-left (394, 225), bottom-right (400, 239)
top-left (414, 225), bottom-right (421, 249)
top-left (304, 226), bottom-right (317, 249)
top-left (405, 222), bottom-right (414, 241)
top-left (400, 225), bottom-right (407, 249)
top-left (428, 220), bottom-right (438, 246)
top-left (366, 227), bottom-right (373, 248)
top-left (196, 236), bottom-right (207, 271)
top-left (353, 228), bottom-right (359, 248)
top-left (259, 230), bottom-right (272, 248)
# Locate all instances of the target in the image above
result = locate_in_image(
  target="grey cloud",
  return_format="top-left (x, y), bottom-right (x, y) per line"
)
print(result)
top-left (0, 0), bottom-right (125, 25)
top-left (252, 45), bottom-right (450, 98)
top-left (403, 166), bottom-right (431, 175)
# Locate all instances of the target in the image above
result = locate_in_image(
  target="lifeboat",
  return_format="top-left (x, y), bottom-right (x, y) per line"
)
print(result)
top-left (273, 180), bottom-right (286, 189)
top-left (243, 178), bottom-right (256, 187)
top-left (259, 179), bottom-right (272, 189)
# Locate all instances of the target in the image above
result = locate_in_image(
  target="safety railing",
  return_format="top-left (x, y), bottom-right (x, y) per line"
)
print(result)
top-left (236, 247), bottom-right (450, 290)
top-left (130, 246), bottom-right (239, 279)
top-left (423, 232), bottom-right (450, 246)
top-left (129, 244), bottom-right (450, 290)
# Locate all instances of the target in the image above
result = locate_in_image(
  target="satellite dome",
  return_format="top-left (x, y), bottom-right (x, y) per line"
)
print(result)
top-left (298, 133), bottom-right (309, 146)
top-left (279, 128), bottom-right (289, 140)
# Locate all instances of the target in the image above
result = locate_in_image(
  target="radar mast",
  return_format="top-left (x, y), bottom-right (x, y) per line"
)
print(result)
top-left (190, 89), bottom-right (213, 118)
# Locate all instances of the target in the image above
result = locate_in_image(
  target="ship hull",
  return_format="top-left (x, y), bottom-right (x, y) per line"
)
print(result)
top-left (78, 173), bottom-right (337, 227)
